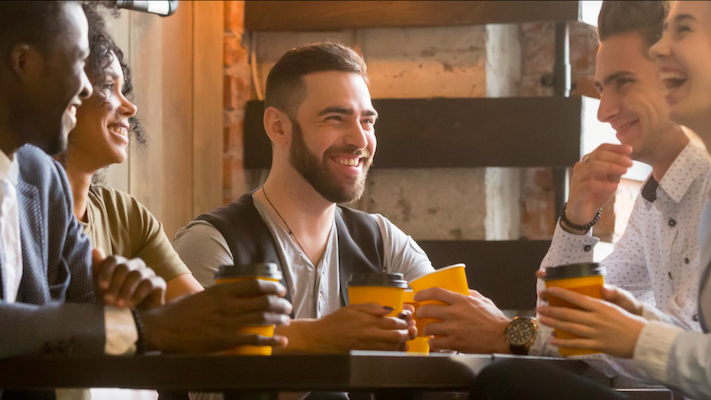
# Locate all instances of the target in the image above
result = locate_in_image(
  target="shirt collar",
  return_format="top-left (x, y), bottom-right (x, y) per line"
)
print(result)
top-left (0, 149), bottom-right (19, 186)
top-left (651, 143), bottom-right (709, 204)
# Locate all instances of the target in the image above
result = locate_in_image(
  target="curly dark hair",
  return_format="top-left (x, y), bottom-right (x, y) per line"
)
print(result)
top-left (82, 2), bottom-right (145, 144)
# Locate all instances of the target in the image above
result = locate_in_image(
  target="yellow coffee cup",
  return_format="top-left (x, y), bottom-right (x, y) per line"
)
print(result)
top-left (215, 263), bottom-right (283, 356)
top-left (543, 263), bottom-right (606, 357)
top-left (347, 273), bottom-right (407, 317)
top-left (409, 264), bottom-right (469, 295)
top-left (409, 264), bottom-right (469, 331)
top-left (403, 289), bottom-right (429, 354)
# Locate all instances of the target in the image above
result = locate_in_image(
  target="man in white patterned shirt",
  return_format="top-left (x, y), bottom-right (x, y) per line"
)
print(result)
top-left (534, 0), bottom-right (711, 362)
top-left (413, 1), bottom-right (710, 368)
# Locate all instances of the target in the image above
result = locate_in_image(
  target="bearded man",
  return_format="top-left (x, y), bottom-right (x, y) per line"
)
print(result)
top-left (173, 42), bottom-right (434, 355)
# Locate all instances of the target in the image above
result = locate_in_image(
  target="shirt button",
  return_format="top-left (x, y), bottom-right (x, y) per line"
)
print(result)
top-left (684, 257), bottom-right (690, 264)
top-left (693, 314), bottom-right (699, 322)
top-left (668, 219), bottom-right (677, 227)
top-left (583, 245), bottom-right (592, 252)
top-left (318, 292), bottom-right (323, 300)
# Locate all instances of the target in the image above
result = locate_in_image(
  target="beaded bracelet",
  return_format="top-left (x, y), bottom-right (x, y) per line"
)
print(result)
top-left (130, 308), bottom-right (148, 355)
top-left (560, 202), bottom-right (602, 232)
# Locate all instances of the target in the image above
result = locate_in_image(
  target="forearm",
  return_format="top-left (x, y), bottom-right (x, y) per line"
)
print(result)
top-left (273, 319), bottom-right (339, 354)
top-left (165, 273), bottom-right (204, 302)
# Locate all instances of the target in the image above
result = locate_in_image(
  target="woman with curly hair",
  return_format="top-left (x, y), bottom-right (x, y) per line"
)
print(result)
top-left (59, 3), bottom-right (203, 304)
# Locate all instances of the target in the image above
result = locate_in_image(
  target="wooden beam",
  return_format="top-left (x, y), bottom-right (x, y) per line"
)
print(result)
top-left (417, 240), bottom-right (552, 310)
top-left (244, 97), bottom-right (583, 169)
top-left (129, 4), bottom-right (194, 238)
top-left (193, 1), bottom-right (224, 217)
top-left (245, 1), bottom-right (581, 31)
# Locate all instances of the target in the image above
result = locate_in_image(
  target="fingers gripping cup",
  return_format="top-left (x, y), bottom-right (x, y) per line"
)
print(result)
top-left (409, 264), bottom-right (469, 332)
top-left (403, 289), bottom-right (430, 354)
top-left (543, 263), bottom-right (606, 357)
top-left (215, 263), bottom-right (283, 356)
top-left (347, 273), bottom-right (407, 317)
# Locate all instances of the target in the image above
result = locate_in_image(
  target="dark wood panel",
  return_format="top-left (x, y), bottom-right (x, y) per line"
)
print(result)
top-left (418, 240), bottom-right (552, 310)
top-left (244, 97), bottom-right (583, 169)
top-left (245, 1), bottom-right (581, 31)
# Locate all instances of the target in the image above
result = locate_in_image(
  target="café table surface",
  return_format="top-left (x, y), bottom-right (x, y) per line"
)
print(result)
top-left (0, 351), bottom-right (610, 393)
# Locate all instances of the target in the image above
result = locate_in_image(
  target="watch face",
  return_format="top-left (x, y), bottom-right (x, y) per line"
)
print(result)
top-left (508, 318), bottom-right (536, 347)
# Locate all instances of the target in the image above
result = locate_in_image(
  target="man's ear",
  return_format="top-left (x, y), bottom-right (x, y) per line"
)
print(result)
top-left (8, 44), bottom-right (41, 82)
top-left (263, 107), bottom-right (292, 146)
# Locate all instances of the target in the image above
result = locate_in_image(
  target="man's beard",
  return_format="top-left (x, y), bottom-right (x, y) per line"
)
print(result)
top-left (289, 120), bottom-right (372, 204)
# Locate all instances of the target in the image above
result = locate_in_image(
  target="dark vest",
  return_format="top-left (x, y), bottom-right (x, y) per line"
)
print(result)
top-left (195, 193), bottom-right (385, 308)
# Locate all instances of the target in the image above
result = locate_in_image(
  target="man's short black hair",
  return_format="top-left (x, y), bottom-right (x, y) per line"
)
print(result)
top-left (265, 42), bottom-right (368, 118)
top-left (597, 1), bottom-right (669, 52)
top-left (0, 1), bottom-right (75, 58)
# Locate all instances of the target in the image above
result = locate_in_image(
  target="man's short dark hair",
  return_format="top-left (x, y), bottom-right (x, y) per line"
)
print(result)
top-left (597, 1), bottom-right (669, 52)
top-left (265, 42), bottom-right (368, 117)
top-left (0, 1), bottom-right (74, 58)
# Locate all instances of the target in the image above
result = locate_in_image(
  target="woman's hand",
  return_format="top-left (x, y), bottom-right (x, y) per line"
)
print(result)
top-left (537, 286), bottom-right (647, 358)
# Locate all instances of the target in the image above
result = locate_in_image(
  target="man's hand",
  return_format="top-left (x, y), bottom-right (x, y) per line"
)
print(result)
top-left (537, 287), bottom-right (647, 358)
top-left (414, 288), bottom-right (511, 354)
top-left (536, 269), bottom-right (548, 302)
top-left (92, 248), bottom-right (166, 310)
top-left (283, 303), bottom-right (412, 353)
top-left (564, 144), bottom-right (633, 232)
top-left (402, 303), bottom-right (418, 341)
top-left (601, 285), bottom-right (644, 316)
top-left (140, 279), bottom-right (292, 353)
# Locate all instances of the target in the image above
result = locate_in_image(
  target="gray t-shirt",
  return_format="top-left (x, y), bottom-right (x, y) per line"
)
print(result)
top-left (172, 195), bottom-right (435, 319)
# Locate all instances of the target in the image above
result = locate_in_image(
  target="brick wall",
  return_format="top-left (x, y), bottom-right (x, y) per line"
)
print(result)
top-left (224, 1), bottom-right (250, 203)
top-left (223, 3), bottom-right (638, 244)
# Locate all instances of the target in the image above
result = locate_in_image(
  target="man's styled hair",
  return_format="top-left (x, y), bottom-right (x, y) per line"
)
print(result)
top-left (0, 1), bottom-right (74, 58)
top-left (265, 42), bottom-right (368, 117)
top-left (597, 1), bottom-right (669, 51)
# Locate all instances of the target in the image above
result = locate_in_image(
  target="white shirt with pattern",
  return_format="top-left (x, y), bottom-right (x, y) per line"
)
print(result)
top-left (532, 143), bottom-right (711, 379)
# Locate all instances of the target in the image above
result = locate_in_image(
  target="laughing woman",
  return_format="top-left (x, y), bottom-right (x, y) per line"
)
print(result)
top-left (59, 3), bottom-right (203, 302)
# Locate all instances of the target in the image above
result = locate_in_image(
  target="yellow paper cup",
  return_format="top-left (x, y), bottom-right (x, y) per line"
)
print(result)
top-left (543, 263), bottom-right (606, 357)
top-left (409, 264), bottom-right (469, 295)
top-left (347, 273), bottom-right (407, 317)
top-left (409, 264), bottom-right (469, 332)
top-left (403, 289), bottom-right (430, 354)
top-left (215, 263), bottom-right (283, 356)
top-left (406, 336), bottom-right (431, 354)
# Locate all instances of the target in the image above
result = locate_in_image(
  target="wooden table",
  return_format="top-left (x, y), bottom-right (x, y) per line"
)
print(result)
top-left (0, 351), bottom-right (673, 400)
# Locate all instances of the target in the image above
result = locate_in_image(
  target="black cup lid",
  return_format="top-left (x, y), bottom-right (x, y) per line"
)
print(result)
top-left (215, 263), bottom-right (282, 280)
top-left (348, 273), bottom-right (408, 288)
top-left (543, 263), bottom-right (606, 281)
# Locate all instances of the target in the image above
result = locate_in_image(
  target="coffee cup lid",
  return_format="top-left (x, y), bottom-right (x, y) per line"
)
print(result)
top-left (215, 263), bottom-right (283, 280)
top-left (543, 263), bottom-right (606, 281)
top-left (348, 273), bottom-right (408, 288)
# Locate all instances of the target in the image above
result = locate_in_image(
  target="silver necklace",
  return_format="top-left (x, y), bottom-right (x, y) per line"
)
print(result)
top-left (262, 186), bottom-right (306, 256)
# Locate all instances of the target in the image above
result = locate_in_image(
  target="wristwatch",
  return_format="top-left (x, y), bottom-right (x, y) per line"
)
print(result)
top-left (504, 316), bottom-right (538, 355)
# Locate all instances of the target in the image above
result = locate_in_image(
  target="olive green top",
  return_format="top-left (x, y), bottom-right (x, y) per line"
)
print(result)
top-left (79, 185), bottom-right (190, 281)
